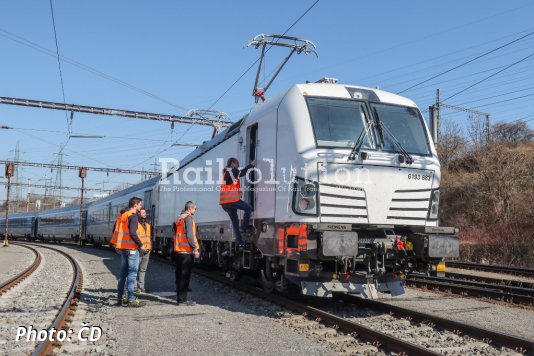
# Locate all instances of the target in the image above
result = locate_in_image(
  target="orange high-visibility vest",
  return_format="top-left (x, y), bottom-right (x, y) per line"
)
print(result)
top-left (138, 222), bottom-right (152, 251)
top-left (115, 211), bottom-right (138, 250)
top-left (110, 213), bottom-right (121, 245)
top-left (219, 171), bottom-right (241, 205)
top-left (173, 215), bottom-right (199, 253)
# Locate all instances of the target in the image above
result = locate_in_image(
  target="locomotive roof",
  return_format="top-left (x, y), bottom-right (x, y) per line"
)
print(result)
top-left (175, 82), bottom-right (419, 172)
top-left (293, 82), bottom-right (418, 107)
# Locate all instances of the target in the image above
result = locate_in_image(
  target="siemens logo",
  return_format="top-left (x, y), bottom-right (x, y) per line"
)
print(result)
top-left (317, 223), bottom-right (352, 231)
top-left (327, 225), bottom-right (348, 230)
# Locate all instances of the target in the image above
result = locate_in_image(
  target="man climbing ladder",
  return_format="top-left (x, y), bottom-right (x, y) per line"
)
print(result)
top-left (219, 157), bottom-right (256, 250)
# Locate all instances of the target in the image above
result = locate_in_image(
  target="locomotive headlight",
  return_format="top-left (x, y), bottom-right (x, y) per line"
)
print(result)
top-left (298, 198), bottom-right (315, 211)
top-left (300, 183), bottom-right (316, 197)
top-left (292, 177), bottom-right (318, 215)
top-left (427, 189), bottom-right (440, 220)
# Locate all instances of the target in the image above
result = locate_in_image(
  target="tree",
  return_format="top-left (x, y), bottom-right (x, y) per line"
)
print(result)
top-left (492, 120), bottom-right (533, 144)
top-left (437, 119), bottom-right (468, 170)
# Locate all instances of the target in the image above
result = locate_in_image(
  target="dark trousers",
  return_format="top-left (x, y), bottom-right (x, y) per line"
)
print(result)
top-left (222, 199), bottom-right (252, 245)
top-left (175, 253), bottom-right (193, 302)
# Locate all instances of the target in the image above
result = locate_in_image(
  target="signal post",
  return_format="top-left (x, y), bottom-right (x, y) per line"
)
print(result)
top-left (3, 163), bottom-right (14, 247)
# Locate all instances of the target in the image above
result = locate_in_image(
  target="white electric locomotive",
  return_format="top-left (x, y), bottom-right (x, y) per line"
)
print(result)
top-left (0, 80), bottom-right (459, 299)
top-left (153, 80), bottom-right (459, 298)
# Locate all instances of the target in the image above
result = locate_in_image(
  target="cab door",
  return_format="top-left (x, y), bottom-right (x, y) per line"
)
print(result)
top-left (243, 110), bottom-right (277, 219)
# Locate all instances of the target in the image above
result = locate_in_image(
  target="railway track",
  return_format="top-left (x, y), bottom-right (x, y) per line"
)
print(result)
top-left (153, 255), bottom-right (533, 354)
top-left (406, 274), bottom-right (534, 306)
top-left (0, 244), bottom-right (41, 296)
top-left (446, 261), bottom-right (534, 278)
top-left (11, 242), bottom-right (83, 356)
top-left (336, 295), bottom-right (534, 355)
top-left (445, 272), bottom-right (534, 289)
top-left (192, 266), bottom-right (439, 355)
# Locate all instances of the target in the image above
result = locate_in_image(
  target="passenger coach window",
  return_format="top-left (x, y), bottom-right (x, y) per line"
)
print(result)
top-left (307, 97), bottom-right (375, 148)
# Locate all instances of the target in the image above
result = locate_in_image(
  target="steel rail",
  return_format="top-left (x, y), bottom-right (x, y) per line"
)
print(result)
top-left (405, 275), bottom-right (534, 306)
top-left (189, 266), bottom-right (437, 356)
top-left (408, 274), bottom-right (534, 298)
top-left (445, 272), bottom-right (534, 289)
top-left (146, 254), bottom-right (436, 355)
top-left (0, 244), bottom-right (41, 295)
top-left (12, 243), bottom-right (84, 356)
top-left (338, 295), bottom-right (534, 355)
top-left (446, 261), bottom-right (534, 278)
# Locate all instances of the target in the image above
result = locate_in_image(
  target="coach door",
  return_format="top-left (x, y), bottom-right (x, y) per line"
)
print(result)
top-left (144, 190), bottom-right (155, 229)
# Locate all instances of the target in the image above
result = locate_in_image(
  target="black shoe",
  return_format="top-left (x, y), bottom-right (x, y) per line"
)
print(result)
top-left (181, 300), bottom-right (196, 306)
top-left (176, 299), bottom-right (195, 306)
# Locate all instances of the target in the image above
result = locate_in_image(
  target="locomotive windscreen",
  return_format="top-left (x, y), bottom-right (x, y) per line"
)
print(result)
top-left (306, 97), bottom-right (376, 148)
top-left (371, 103), bottom-right (431, 156)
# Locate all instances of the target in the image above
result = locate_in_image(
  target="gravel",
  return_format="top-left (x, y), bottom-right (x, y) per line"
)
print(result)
top-left (320, 300), bottom-right (522, 355)
top-left (14, 243), bottom-right (534, 356)
top-left (379, 287), bottom-right (534, 341)
top-left (49, 245), bottom-right (337, 356)
top-left (0, 244), bottom-right (73, 354)
top-left (0, 243), bottom-right (36, 286)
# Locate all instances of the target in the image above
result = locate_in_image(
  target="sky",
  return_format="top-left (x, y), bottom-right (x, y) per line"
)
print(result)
top-left (1, 0), bottom-right (534, 203)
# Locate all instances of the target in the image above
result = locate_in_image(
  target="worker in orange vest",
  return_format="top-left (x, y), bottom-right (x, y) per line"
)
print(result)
top-left (110, 208), bottom-right (127, 246)
top-left (173, 201), bottom-right (200, 305)
top-left (115, 197), bottom-right (148, 307)
top-left (136, 208), bottom-right (151, 293)
top-left (219, 157), bottom-right (256, 250)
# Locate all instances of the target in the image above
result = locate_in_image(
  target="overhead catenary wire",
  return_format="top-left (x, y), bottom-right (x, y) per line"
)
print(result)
top-left (0, 28), bottom-right (189, 112)
top-left (442, 52), bottom-right (534, 101)
top-left (397, 29), bottom-right (534, 94)
top-left (383, 43), bottom-right (534, 92)
top-left (48, 0), bottom-right (71, 155)
top-left (207, 0), bottom-right (320, 110)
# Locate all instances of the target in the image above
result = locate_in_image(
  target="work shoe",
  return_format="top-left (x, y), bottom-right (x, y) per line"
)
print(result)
top-left (177, 300), bottom-right (196, 306)
top-left (127, 299), bottom-right (146, 308)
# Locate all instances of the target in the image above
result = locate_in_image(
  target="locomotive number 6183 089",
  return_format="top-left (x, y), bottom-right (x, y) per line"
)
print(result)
top-left (407, 173), bottom-right (431, 181)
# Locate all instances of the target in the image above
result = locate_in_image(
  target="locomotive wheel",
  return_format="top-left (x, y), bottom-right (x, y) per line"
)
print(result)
top-left (260, 269), bottom-right (274, 293)
top-left (274, 274), bottom-right (300, 296)
top-left (226, 269), bottom-right (240, 282)
top-left (274, 274), bottom-right (288, 294)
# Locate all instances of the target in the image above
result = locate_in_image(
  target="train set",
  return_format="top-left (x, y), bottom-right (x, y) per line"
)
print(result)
top-left (1, 81), bottom-right (459, 299)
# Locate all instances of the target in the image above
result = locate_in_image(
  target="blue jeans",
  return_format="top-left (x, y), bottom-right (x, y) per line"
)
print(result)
top-left (222, 199), bottom-right (252, 245)
top-left (118, 249), bottom-right (140, 302)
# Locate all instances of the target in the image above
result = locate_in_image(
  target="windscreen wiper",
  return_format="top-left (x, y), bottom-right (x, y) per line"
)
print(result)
top-left (373, 107), bottom-right (413, 164)
top-left (347, 122), bottom-right (373, 161)
top-left (348, 108), bottom-right (373, 161)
